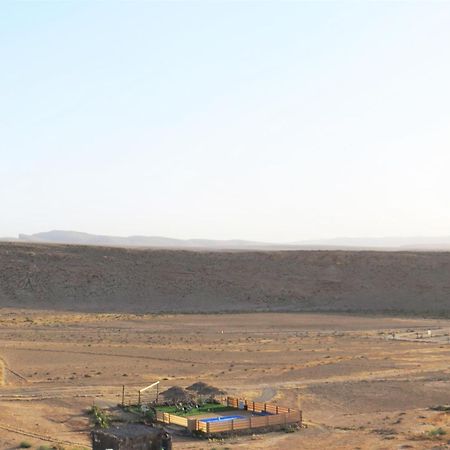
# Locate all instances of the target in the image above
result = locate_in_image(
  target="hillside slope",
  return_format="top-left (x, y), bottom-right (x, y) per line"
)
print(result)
top-left (1, 242), bottom-right (449, 314)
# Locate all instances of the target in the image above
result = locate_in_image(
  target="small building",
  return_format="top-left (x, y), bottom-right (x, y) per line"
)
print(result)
top-left (91, 424), bottom-right (172, 450)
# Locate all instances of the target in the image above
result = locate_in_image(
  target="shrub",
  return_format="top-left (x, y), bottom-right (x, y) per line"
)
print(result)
top-left (19, 442), bottom-right (32, 448)
top-left (427, 427), bottom-right (447, 438)
top-left (88, 404), bottom-right (110, 428)
top-left (144, 409), bottom-right (155, 422)
top-left (430, 405), bottom-right (450, 412)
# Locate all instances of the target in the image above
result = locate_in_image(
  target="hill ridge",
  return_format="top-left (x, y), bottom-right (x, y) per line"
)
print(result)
top-left (1, 242), bottom-right (449, 315)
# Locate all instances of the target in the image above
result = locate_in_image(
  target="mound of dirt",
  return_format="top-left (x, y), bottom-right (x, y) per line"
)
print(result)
top-left (1, 242), bottom-right (450, 315)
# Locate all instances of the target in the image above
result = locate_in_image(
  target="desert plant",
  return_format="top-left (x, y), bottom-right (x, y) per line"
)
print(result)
top-left (430, 405), bottom-right (450, 412)
top-left (427, 427), bottom-right (447, 438)
top-left (19, 442), bottom-right (32, 448)
top-left (89, 404), bottom-right (110, 428)
top-left (144, 408), bottom-right (155, 422)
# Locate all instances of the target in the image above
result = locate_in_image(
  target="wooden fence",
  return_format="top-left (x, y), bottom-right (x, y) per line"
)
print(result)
top-left (222, 397), bottom-right (294, 415)
top-left (156, 396), bottom-right (302, 434)
top-left (156, 411), bottom-right (189, 428)
top-left (196, 410), bottom-right (302, 433)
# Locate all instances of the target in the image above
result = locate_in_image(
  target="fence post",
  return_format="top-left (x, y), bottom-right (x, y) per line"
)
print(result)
top-left (122, 385), bottom-right (125, 406)
top-left (138, 390), bottom-right (141, 405)
top-left (231, 419), bottom-right (234, 431)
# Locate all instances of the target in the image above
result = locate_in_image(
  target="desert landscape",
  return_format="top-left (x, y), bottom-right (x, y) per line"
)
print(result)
top-left (4, 0), bottom-right (450, 447)
top-left (1, 311), bottom-right (450, 449)
top-left (1, 243), bottom-right (450, 449)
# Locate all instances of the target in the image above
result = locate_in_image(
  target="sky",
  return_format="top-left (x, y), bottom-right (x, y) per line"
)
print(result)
top-left (1, 1), bottom-right (450, 242)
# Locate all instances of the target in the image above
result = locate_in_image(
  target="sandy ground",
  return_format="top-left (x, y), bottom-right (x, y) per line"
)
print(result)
top-left (1, 311), bottom-right (450, 449)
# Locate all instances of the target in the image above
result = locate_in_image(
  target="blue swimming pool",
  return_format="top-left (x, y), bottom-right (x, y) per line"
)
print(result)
top-left (200, 415), bottom-right (245, 423)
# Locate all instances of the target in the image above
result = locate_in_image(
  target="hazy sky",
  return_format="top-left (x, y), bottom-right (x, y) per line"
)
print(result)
top-left (1, 2), bottom-right (450, 242)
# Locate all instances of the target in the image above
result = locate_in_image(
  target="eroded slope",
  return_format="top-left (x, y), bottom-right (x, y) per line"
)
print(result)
top-left (0, 242), bottom-right (449, 314)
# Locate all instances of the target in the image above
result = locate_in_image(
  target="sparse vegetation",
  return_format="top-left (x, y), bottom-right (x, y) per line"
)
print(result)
top-left (19, 442), bottom-right (32, 449)
top-left (430, 405), bottom-right (450, 412)
top-left (427, 427), bottom-right (447, 438)
top-left (413, 427), bottom-right (449, 441)
top-left (89, 404), bottom-right (110, 428)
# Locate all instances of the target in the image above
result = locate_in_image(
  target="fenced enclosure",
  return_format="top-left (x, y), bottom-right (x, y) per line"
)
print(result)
top-left (155, 396), bottom-right (302, 434)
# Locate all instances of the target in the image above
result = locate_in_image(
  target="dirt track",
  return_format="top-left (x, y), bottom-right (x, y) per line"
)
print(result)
top-left (2, 242), bottom-right (450, 314)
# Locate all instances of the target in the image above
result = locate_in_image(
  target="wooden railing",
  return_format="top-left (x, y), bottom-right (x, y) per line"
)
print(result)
top-left (222, 397), bottom-right (293, 414)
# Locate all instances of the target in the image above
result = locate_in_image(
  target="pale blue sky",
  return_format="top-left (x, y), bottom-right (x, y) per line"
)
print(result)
top-left (1, 1), bottom-right (450, 241)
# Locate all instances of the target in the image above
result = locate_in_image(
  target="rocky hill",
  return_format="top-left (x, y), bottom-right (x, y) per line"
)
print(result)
top-left (1, 242), bottom-right (449, 315)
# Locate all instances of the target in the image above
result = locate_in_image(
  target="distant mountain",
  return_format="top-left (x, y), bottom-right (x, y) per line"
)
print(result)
top-left (292, 236), bottom-right (450, 250)
top-left (3, 230), bottom-right (450, 251)
top-left (16, 230), bottom-right (273, 250)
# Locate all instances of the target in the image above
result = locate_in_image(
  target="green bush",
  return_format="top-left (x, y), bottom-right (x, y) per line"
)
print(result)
top-left (88, 404), bottom-right (110, 428)
top-left (427, 427), bottom-right (447, 438)
top-left (144, 409), bottom-right (155, 422)
top-left (19, 442), bottom-right (32, 449)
